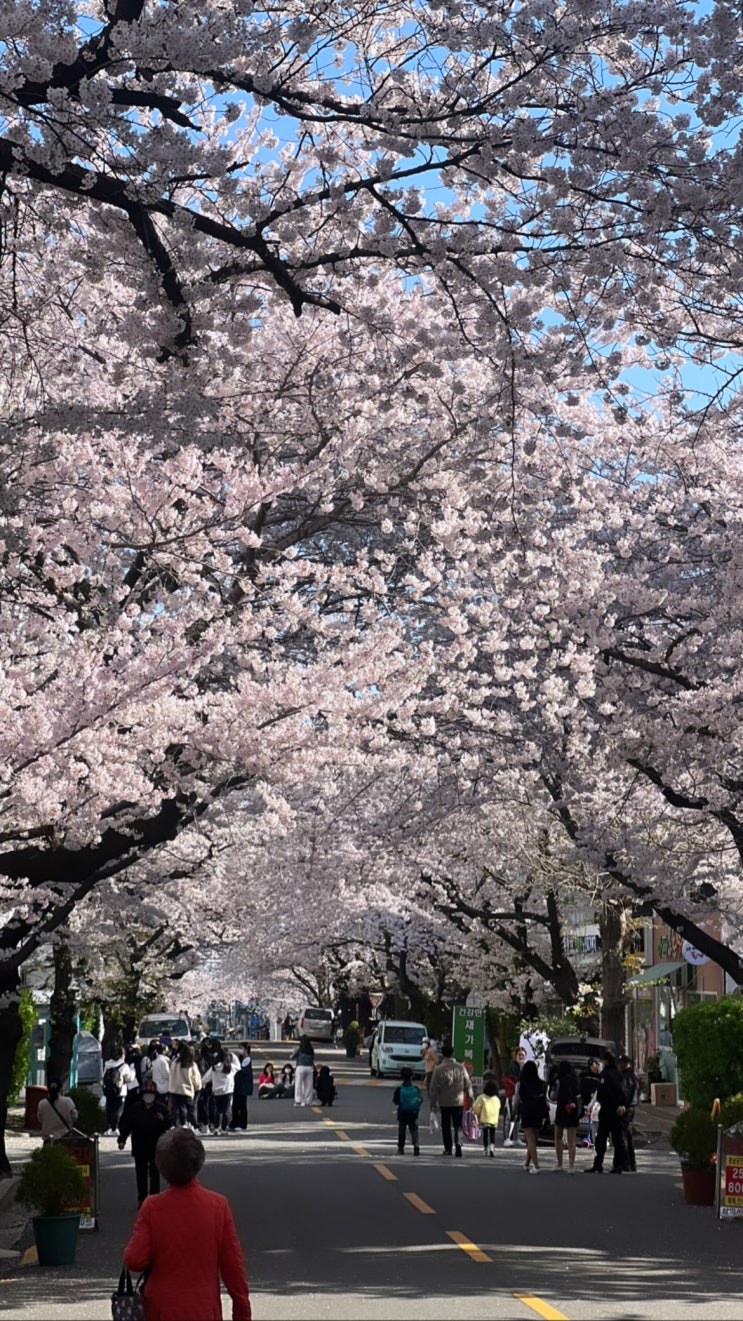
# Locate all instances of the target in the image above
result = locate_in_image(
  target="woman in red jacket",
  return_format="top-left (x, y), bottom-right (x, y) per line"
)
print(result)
top-left (124, 1127), bottom-right (251, 1321)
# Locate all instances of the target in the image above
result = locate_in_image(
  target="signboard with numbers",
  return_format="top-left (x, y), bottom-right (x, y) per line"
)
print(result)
top-left (58, 1133), bottom-right (99, 1230)
top-left (716, 1123), bottom-right (743, 1220)
top-left (451, 1006), bottom-right (486, 1088)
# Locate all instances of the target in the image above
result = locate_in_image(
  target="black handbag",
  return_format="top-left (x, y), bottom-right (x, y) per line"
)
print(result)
top-left (111, 1267), bottom-right (146, 1321)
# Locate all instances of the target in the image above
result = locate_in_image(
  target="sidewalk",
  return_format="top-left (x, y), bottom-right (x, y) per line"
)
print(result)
top-left (633, 1101), bottom-right (679, 1144)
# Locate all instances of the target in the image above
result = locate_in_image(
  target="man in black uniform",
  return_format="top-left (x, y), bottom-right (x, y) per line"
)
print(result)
top-left (618, 1053), bottom-right (639, 1171)
top-left (585, 1052), bottom-right (627, 1173)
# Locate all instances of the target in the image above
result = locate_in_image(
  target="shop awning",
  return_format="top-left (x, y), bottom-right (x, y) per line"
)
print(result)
top-left (628, 960), bottom-right (685, 986)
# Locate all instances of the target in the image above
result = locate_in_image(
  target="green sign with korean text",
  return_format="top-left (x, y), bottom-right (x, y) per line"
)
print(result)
top-left (451, 1006), bottom-right (486, 1086)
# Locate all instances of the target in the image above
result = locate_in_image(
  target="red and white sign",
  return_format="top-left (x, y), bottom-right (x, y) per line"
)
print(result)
top-left (682, 940), bottom-right (710, 967)
top-left (368, 991), bottom-right (384, 1011)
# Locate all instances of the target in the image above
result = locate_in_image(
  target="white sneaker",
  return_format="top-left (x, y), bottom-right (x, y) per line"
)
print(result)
top-left (528, 1166), bottom-right (540, 1174)
top-left (503, 1138), bottom-right (514, 1147)
top-left (488, 1147), bottom-right (495, 1157)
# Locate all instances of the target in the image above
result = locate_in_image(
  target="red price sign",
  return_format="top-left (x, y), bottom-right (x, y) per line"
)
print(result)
top-left (723, 1155), bottom-right (743, 1208)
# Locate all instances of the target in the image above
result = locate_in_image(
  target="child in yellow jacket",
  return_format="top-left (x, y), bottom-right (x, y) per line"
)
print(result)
top-left (473, 1080), bottom-right (502, 1157)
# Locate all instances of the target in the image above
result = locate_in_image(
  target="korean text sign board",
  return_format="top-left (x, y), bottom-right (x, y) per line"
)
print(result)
top-left (718, 1124), bottom-right (743, 1220)
top-left (452, 1007), bottom-right (486, 1087)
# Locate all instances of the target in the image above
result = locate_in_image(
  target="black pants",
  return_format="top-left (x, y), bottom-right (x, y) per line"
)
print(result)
top-left (134, 1154), bottom-right (160, 1204)
top-left (397, 1114), bottom-right (420, 1152)
top-left (620, 1112), bottom-right (636, 1171)
top-left (105, 1094), bottom-right (122, 1131)
top-left (213, 1093), bottom-right (231, 1131)
top-left (481, 1124), bottom-right (496, 1151)
top-left (230, 1095), bottom-right (248, 1129)
top-left (440, 1105), bottom-right (464, 1154)
top-left (593, 1110), bottom-right (626, 1171)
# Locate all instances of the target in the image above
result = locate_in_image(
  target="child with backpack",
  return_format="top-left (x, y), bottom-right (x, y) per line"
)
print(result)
top-left (473, 1079), bottom-right (502, 1156)
top-left (392, 1067), bottom-right (422, 1156)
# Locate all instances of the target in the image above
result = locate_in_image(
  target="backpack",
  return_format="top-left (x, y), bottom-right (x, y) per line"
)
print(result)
top-left (103, 1063), bottom-right (123, 1098)
top-left (398, 1083), bottom-right (421, 1113)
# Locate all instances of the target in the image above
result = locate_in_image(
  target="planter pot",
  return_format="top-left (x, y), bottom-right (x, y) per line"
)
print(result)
top-left (32, 1213), bottom-right (80, 1266)
top-left (680, 1165), bottom-right (716, 1207)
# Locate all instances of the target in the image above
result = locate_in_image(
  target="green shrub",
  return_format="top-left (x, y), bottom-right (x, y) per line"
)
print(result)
top-left (69, 1086), bottom-right (106, 1137)
top-left (720, 1093), bottom-right (743, 1129)
top-left (10, 990), bottom-right (36, 1106)
top-left (669, 1107), bottom-right (717, 1171)
top-left (672, 996), bottom-right (743, 1109)
top-left (16, 1143), bottom-right (85, 1217)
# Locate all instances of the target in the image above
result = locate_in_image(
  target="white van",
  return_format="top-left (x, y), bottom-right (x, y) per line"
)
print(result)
top-left (298, 1006), bottom-right (335, 1041)
top-left (135, 1012), bottom-right (193, 1048)
top-left (370, 1020), bottom-right (427, 1078)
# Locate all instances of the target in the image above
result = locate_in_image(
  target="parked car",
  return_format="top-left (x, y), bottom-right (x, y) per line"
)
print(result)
top-left (540, 1035), bottom-right (620, 1142)
top-left (297, 1006), bottom-right (335, 1041)
top-left (369, 1020), bottom-right (427, 1078)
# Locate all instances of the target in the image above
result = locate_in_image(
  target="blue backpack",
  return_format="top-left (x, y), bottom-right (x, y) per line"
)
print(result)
top-left (399, 1083), bottom-right (421, 1113)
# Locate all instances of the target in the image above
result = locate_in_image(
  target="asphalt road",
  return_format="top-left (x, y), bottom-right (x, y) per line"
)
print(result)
top-left (2, 1045), bottom-right (742, 1320)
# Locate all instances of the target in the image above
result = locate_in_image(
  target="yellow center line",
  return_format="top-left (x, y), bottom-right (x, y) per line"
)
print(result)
top-left (352, 1144), bottom-right (370, 1157)
top-left (311, 1106), bottom-right (322, 1114)
top-left (322, 1118), bottom-right (335, 1126)
top-left (20, 1247), bottom-right (37, 1267)
top-left (445, 1230), bottom-right (491, 1263)
top-left (335, 1130), bottom-right (351, 1141)
top-left (403, 1192), bottom-right (436, 1215)
top-left (514, 1293), bottom-right (569, 1320)
top-left (374, 1163), bottom-right (398, 1181)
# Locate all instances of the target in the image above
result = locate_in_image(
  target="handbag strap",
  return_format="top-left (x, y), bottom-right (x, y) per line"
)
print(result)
top-left (49, 1097), bottom-right (74, 1132)
top-left (117, 1267), bottom-right (135, 1296)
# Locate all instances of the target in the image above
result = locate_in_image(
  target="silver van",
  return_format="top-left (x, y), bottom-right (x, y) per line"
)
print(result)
top-left (370, 1020), bottom-right (427, 1078)
top-left (298, 1006), bottom-right (335, 1041)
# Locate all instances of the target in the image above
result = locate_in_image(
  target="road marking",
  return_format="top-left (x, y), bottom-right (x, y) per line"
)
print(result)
top-left (445, 1230), bottom-right (491, 1263)
top-left (323, 1118), bottom-right (335, 1126)
top-left (374, 1163), bottom-right (398, 1181)
top-left (311, 1106), bottom-right (322, 1114)
top-left (352, 1144), bottom-right (370, 1157)
top-left (335, 1130), bottom-right (351, 1141)
top-left (20, 1247), bottom-right (37, 1267)
top-left (403, 1192), bottom-right (436, 1215)
top-left (514, 1293), bottom-right (569, 1320)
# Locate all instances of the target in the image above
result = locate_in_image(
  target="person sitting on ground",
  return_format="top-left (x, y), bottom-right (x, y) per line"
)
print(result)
top-left (124, 1127), bottom-right (252, 1321)
top-left (37, 1078), bottom-right (78, 1142)
top-left (315, 1065), bottom-right (337, 1107)
top-left (278, 1062), bottom-right (295, 1098)
top-left (258, 1061), bottom-right (280, 1098)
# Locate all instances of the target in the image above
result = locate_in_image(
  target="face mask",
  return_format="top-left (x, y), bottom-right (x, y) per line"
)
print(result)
top-left (142, 1094), bottom-right (155, 1106)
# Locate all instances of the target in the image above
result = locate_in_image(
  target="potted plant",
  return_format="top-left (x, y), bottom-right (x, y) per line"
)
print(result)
top-left (342, 1021), bottom-right (361, 1059)
top-left (16, 1142), bottom-right (86, 1265)
top-left (669, 1107), bottom-right (718, 1206)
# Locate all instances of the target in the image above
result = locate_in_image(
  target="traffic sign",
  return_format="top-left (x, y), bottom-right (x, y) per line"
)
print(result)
top-left (368, 991), bottom-right (384, 1011)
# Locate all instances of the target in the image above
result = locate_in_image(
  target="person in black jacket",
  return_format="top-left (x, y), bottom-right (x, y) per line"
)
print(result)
top-left (552, 1060), bottom-right (580, 1173)
top-left (230, 1045), bottom-right (254, 1130)
top-left (586, 1053), bottom-right (627, 1174)
top-left (118, 1078), bottom-right (171, 1205)
top-left (518, 1059), bottom-right (548, 1173)
top-left (618, 1054), bottom-right (639, 1172)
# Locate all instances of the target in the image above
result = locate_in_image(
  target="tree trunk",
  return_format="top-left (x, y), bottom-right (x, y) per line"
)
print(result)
top-left (46, 937), bottom-right (77, 1088)
top-left (0, 977), bottom-right (23, 1176)
top-left (600, 901), bottom-right (627, 1049)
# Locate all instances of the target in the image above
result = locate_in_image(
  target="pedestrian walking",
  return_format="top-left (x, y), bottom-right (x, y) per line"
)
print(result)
top-left (102, 1046), bottom-right (132, 1136)
top-left (123, 1127), bottom-right (252, 1321)
top-left (392, 1067), bottom-right (422, 1155)
top-left (552, 1059), bottom-right (580, 1173)
top-left (201, 1048), bottom-right (236, 1133)
top-left (473, 1080), bottom-right (501, 1156)
top-left (37, 1079), bottom-right (78, 1142)
top-left (168, 1042), bottom-right (202, 1129)
top-left (148, 1041), bottom-right (171, 1103)
top-left (517, 1059), bottom-right (548, 1173)
top-left (290, 1035), bottom-right (315, 1106)
top-left (422, 1038), bottom-right (440, 1095)
top-left (586, 1053), bottom-right (628, 1174)
top-left (618, 1053), bottom-right (639, 1172)
top-left (502, 1046), bottom-right (527, 1146)
top-left (429, 1043), bottom-right (474, 1157)
top-left (117, 1078), bottom-right (171, 1206)
top-left (230, 1046), bottom-right (254, 1130)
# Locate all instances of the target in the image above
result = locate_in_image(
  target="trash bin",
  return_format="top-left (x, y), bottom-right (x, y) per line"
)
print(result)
top-left (24, 1084), bottom-right (48, 1131)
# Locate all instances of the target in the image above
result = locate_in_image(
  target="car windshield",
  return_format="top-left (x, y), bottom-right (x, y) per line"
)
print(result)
top-left (550, 1042), bottom-right (608, 1061)
top-left (383, 1027), bottom-right (425, 1045)
top-left (303, 1009), bottom-right (332, 1020)
top-left (139, 1018), bottom-right (190, 1038)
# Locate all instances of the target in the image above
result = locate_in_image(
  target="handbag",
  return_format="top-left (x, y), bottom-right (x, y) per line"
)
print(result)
top-left (111, 1267), bottom-right (146, 1321)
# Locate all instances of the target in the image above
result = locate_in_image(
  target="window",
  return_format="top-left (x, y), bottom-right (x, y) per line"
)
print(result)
top-left (302, 1008), bottom-right (333, 1021)
top-left (138, 1018), bottom-right (190, 1038)
top-left (382, 1026), bottom-right (426, 1045)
